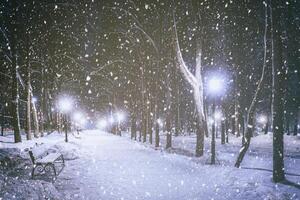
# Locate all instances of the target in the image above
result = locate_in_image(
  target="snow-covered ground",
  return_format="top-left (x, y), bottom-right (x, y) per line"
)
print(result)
top-left (0, 130), bottom-right (299, 200)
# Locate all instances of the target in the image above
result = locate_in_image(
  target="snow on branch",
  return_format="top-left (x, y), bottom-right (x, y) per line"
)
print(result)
top-left (172, 11), bottom-right (197, 88)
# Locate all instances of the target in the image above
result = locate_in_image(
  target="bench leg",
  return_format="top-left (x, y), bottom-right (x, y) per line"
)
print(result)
top-left (61, 155), bottom-right (65, 165)
top-left (51, 164), bottom-right (57, 176)
top-left (31, 166), bottom-right (36, 179)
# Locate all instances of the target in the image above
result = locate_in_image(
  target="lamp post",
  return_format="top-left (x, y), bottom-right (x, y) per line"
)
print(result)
top-left (58, 96), bottom-right (73, 142)
top-left (208, 77), bottom-right (224, 164)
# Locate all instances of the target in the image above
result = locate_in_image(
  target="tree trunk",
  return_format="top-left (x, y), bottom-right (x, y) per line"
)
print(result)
top-left (11, 60), bottom-right (22, 143)
top-left (235, 2), bottom-right (269, 167)
top-left (154, 101), bottom-right (160, 148)
top-left (142, 111), bottom-right (147, 143)
top-left (166, 67), bottom-right (172, 149)
top-left (148, 109), bottom-right (153, 144)
top-left (231, 116), bottom-right (236, 135)
top-left (25, 59), bottom-right (32, 140)
top-left (40, 67), bottom-right (46, 136)
top-left (235, 113), bottom-right (254, 167)
top-left (10, 3), bottom-right (21, 143)
top-left (271, 0), bottom-right (285, 182)
top-left (174, 76), bottom-right (180, 137)
top-left (64, 115), bottom-right (68, 142)
top-left (1, 104), bottom-right (6, 136)
top-left (155, 121), bottom-right (160, 148)
top-left (24, 31), bottom-right (32, 140)
top-left (235, 95), bottom-right (240, 137)
top-left (204, 103), bottom-right (209, 137)
top-left (1, 121), bottom-right (4, 136)
top-left (264, 121), bottom-right (269, 135)
top-left (241, 115), bottom-right (246, 144)
top-left (194, 38), bottom-right (205, 157)
top-left (293, 119), bottom-right (298, 136)
top-left (195, 118), bottom-right (204, 156)
top-left (286, 115), bottom-right (290, 135)
top-left (173, 10), bottom-right (205, 156)
top-left (166, 112), bottom-right (172, 149)
top-left (221, 119), bottom-right (225, 144)
top-left (138, 119), bottom-right (142, 142)
top-left (225, 117), bottom-right (229, 143)
top-left (131, 112), bottom-right (137, 140)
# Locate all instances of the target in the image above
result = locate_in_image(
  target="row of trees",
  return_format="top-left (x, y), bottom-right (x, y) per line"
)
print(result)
top-left (1, 0), bottom-right (299, 183)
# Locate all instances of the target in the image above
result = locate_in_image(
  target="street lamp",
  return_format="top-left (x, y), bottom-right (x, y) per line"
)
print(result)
top-left (208, 76), bottom-right (225, 164)
top-left (58, 96), bottom-right (73, 142)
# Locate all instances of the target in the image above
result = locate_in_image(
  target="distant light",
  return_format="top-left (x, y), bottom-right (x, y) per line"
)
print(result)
top-left (73, 112), bottom-right (83, 122)
top-left (258, 115), bottom-right (267, 124)
top-left (214, 111), bottom-right (222, 121)
top-left (157, 118), bottom-right (163, 127)
top-left (76, 116), bottom-right (87, 127)
top-left (208, 117), bottom-right (214, 124)
top-left (208, 77), bottom-right (223, 94)
top-left (109, 116), bottom-right (114, 124)
top-left (116, 112), bottom-right (125, 122)
top-left (32, 97), bottom-right (37, 103)
top-left (97, 119), bottom-right (107, 129)
top-left (58, 96), bottom-right (73, 113)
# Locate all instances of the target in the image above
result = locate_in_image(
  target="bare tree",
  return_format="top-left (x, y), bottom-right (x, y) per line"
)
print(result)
top-left (173, 11), bottom-right (206, 157)
top-left (235, 2), bottom-right (269, 167)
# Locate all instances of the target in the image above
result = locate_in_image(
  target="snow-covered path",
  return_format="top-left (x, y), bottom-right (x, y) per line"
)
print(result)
top-left (54, 130), bottom-right (299, 200)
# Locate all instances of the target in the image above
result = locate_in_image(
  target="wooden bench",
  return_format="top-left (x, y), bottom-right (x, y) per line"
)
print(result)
top-left (28, 147), bottom-right (65, 178)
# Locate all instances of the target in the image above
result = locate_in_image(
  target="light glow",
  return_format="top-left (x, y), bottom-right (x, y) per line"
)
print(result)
top-left (208, 77), bottom-right (224, 94)
top-left (116, 112), bottom-right (125, 122)
top-left (109, 116), bottom-right (114, 124)
top-left (157, 118), bottom-right (163, 127)
top-left (32, 97), bottom-right (37, 103)
top-left (214, 111), bottom-right (222, 121)
top-left (73, 112), bottom-right (83, 122)
top-left (97, 119), bottom-right (107, 129)
top-left (258, 115), bottom-right (267, 124)
top-left (58, 96), bottom-right (73, 113)
top-left (72, 112), bottom-right (87, 127)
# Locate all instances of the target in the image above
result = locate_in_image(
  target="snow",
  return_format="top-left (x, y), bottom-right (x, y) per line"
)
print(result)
top-left (1, 130), bottom-right (299, 200)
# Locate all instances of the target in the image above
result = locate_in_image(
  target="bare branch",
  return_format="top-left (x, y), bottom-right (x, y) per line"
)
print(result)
top-left (90, 60), bottom-right (127, 75)
top-left (132, 25), bottom-right (159, 55)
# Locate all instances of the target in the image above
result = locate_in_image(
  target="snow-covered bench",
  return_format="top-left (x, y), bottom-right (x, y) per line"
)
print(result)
top-left (28, 147), bottom-right (65, 178)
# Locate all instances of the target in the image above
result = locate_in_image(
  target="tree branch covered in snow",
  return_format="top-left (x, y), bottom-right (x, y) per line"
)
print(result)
top-left (172, 12), bottom-right (197, 88)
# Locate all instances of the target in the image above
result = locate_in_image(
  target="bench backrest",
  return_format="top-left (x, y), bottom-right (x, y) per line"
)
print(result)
top-left (28, 146), bottom-right (48, 164)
